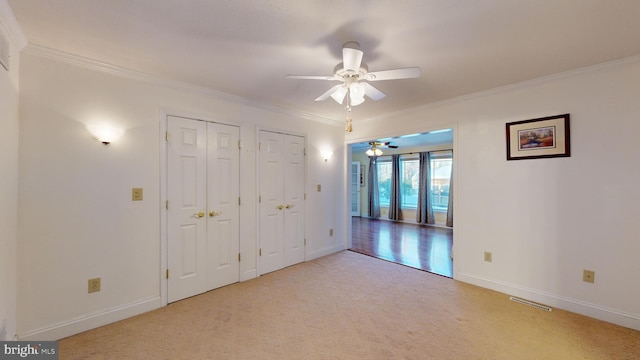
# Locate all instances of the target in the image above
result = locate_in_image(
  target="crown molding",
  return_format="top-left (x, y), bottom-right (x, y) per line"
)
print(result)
top-left (23, 43), bottom-right (343, 127)
top-left (0, 0), bottom-right (27, 50)
top-left (358, 53), bottom-right (640, 125)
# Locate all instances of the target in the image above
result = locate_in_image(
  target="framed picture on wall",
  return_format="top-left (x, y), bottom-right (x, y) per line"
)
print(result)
top-left (360, 165), bottom-right (365, 186)
top-left (506, 114), bottom-right (571, 160)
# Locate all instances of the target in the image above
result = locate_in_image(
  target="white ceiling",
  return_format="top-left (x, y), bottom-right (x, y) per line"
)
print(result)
top-left (8, 1), bottom-right (640, 125)
top-left (351, 129), bottom-right (453, 151)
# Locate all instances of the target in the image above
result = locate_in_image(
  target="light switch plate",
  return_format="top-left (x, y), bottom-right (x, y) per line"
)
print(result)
top-left (132, 188), bottom-right (143, 201)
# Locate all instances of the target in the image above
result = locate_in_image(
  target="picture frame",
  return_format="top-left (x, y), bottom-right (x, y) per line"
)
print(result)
top-left (506, 114), bottom-right (570, 160)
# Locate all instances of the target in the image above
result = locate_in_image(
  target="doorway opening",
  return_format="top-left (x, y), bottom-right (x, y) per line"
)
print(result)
top-left (348, 129), bottom-right (454, 278)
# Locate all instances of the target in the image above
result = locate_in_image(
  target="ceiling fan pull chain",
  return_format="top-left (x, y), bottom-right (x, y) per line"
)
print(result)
top-left (345, 117), bottom-right (353, 133)
top-left (345, 92), bottom-right (353, 132)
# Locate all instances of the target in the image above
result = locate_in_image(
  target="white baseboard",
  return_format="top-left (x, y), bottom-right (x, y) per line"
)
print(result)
top-left (17, 296), bottom-right (162, 341)
top-left (307, 244), bottom-right (344, 261)
top-left (456, 272), bottom-right (640, 331)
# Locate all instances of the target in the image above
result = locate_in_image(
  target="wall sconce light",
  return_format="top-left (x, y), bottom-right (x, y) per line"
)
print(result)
top-left (321, 150), bottom-right (333, 162)
top-left (87, 124), bottom-right (124, 145)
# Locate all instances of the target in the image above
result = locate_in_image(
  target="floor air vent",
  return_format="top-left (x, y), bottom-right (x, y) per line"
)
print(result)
top-left (509, 296), bottom-right (552, 312)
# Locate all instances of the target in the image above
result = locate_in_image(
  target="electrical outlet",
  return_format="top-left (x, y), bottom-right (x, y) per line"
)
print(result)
top-left (316, 184), bottom-right (322, 192)
top-left (132, 187), bottom-right (143, 201)
top-left (484, 252), bottom-right (492, 262)
top-left (88, 278), bottom-right (101, 293)
top-left (583, 270), bottom-right (595, 283)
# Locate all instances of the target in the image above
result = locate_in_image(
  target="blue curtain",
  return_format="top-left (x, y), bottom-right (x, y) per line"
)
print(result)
top-left (367, 156), bottom-right (380, 218)
top-left (417, 152), bottom-right (435, 224)
top-left (388, 154), bottom-right (402, 221)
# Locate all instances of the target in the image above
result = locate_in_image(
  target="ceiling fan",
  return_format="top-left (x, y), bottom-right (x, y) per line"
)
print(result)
top-left (366, 141), bottom-right (398, 156)
top-left (286, 41), bottom-right (421, 128)
top-left (373, 141), bottom-right (399, 149)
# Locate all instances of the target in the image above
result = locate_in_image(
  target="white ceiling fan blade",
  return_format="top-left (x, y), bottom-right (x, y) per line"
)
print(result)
top-left (315, 84), bottom-right (345, 103)
top-left (342, 42), bottom-right (364, 72)
top-left (286, 75), bottom-right (341, 81)
top-left (362, 83), bottom-right (386, 101)
top-left (330, 86), bottom-right (348, 104)
top-left (366, 67), bottom-right (421, 81)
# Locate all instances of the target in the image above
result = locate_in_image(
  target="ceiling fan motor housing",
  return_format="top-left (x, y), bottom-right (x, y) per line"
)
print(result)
top-left (334, 62), bottom-right (368, 79)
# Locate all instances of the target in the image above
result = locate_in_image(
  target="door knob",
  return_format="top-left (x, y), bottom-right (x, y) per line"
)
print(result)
top-left (194, 211), bottom-right (205, 218)
top-left (277, 205), bottom-right (283, 210)
top-left (209, 211), bottom-right (222, 217)
top-left (285, 204), bottom-right (291, 209)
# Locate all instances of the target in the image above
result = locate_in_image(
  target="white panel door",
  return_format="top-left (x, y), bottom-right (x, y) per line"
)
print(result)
top-left (259, 131), bottom-right (285, 274)
top-left (351, 161), bottom-right (361, 216)
top-left (283, 134), bottom-right (305, 267)
top-left (167, 116), bottom-right (207, 303)
top-left (207, 123), bottom-right (240, 290)
top-left (168, 117), bottom-right (240, 303)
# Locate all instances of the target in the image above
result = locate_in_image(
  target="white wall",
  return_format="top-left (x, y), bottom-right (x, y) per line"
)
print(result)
top-left (346, 56), bottom-right (640, 330)
top-left (0, 0), bottom-right (25, 340)
top-left (16, 48), bottom-right (344, 340)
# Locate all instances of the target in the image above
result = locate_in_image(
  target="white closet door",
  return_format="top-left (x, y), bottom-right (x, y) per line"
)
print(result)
top-left (167, 116), bottom-right (208, 302)
top-left (167, 117), bottom-right (240, 303)
top-left (206, 123), bottom-right (240, 290)
top-left (283, 134), bottom-right (305, 267)
top-left (258, 131), bottom-right (285, 274)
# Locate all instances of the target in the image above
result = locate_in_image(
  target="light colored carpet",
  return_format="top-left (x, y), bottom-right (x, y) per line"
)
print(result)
top-left (60, 251), bottom-right (639, 359)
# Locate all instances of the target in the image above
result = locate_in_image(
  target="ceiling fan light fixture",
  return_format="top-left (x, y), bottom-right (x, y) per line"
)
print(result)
top-left (349, 82), bottom-right (366, 106)
top-left (287, 41), bottom-right (421, 133)
top-left (366, 142), bottom-right (383, 156)
top-left (330, 86), bottom-right (347, 104)
top-left (366, 147), bottom-right (383, 156)
top-left (350, 95), bottom-right (365, 106)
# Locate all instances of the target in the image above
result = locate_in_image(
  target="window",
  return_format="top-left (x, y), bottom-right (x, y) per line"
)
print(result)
top-left (400, 157), bottom-right (419, 208)
top-left (375, 151), bottom-right (452, 212)
top-left (376, 159), bottom-right (391, 207)
top-left (430, 152), bottom-right (452, 212)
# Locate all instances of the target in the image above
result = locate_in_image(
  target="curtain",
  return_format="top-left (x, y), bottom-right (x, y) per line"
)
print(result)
top-left (367, 156), bottom-right (380, 218)
top-left (388, 154), bottom-right (402, 221)
top-left (446, 159), bottom-right (454, 227)
top-left (416, 152), bottom-right (435, 224)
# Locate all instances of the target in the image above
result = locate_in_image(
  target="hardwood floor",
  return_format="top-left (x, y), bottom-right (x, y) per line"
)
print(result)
top-left (350, 217), bottom-right (453, 278)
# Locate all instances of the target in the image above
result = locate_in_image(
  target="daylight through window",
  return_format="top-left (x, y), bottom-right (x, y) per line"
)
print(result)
top-left (376, 151), bottom-right (452, 212)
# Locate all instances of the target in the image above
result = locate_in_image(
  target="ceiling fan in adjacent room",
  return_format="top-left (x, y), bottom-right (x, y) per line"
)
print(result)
top-left (286, 41), bottom-right (421, 132)
top-left (366, 141), bottom-right (399, 156)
